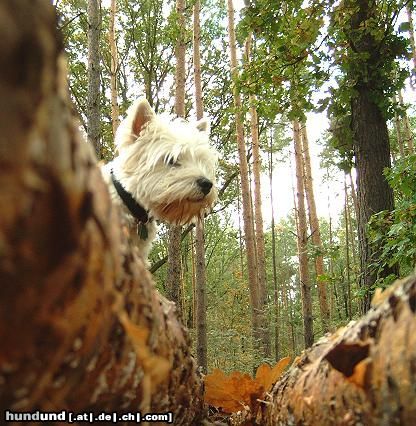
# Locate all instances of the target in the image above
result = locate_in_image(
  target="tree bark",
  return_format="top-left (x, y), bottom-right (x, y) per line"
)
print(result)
top-left (166, 0), bottom-right (186, 311)
top-left (193, 0), bottom-right (208, 373)
top-left (301, 124), bottom-right (330, 333)
top-left (293, 120), bottom-right (314, 348)
top-left (87, 0), bottom-right (101, 157)
top-left (257, 274), bottom-right (416, 425)
top-left (245, 35), bottom-right (271, 358)
top-left (109, 0), bottom-right (120, 137)
top-left (0, 2), bottom-right (203, 423)
top-left (268, 130), bottom-right (280, 361)
top-left (398, 91), bottom-right (414, 154)
top-left (407, 1), bottom-right (416, 85)
top-left (226, 0), bottom-right (262, 360)
top-left (348, 0), bottom-right (398, 313)
top-left (393, 95), bottom-right (405, 157)
top-left (344, 175), bottom-right (353, 319)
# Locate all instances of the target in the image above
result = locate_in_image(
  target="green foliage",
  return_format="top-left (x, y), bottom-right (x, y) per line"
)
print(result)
top-left (238, 0), bottom-right (328, 120)
top-left (327, 1), bottom-right (410, 122)
top-left (368, 154), bottom-right (416, 284)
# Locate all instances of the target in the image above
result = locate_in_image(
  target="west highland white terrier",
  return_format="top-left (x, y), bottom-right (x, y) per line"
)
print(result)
top-left (101, 98), bottom-right (218, 264)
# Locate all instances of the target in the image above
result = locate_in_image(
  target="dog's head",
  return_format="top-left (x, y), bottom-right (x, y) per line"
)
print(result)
top-left (114, 98), bottom-right (218, 225)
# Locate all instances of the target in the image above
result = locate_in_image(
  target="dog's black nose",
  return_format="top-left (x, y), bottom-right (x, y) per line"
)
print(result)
top-left (197, 178), bottom-right (213, 195)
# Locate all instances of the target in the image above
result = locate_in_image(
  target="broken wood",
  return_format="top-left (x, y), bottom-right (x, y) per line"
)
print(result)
top-left (256, 275), bottom-right (416, 425)
top-left (0, 2), bottom-right (202, 423)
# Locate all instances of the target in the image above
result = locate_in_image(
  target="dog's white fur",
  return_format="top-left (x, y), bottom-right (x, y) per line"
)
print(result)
top-left (101, 98), bottom-right (218, 263)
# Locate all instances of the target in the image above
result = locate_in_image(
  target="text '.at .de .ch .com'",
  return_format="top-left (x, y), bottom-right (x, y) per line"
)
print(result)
top-left (4, 410), bottom-right (174, 423)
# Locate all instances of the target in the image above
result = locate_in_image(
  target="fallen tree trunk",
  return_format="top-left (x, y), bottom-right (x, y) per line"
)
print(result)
top-left (256, 275), bottom-right (416, 425)
top-left (0, 2), bottom-right (202, 424)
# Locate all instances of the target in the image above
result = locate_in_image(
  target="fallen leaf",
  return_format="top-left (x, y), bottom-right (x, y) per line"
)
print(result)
top-left (255, 357), bottom-right (291, 391)
top-left (204, 357), bottom-right (290, 414)
top-left (204, 369), bottom-right (263, 413)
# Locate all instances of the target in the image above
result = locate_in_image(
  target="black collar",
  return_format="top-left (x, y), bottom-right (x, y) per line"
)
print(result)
top-left (110, 170), bottom-right (149, 223)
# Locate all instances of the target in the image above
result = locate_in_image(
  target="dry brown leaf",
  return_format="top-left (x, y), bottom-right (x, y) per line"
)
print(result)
top-left (204, 369), bottom-right (263, 414)
top-left (205, 358), bottom-right (291, 415)
top-left (255, 357), bottom-right (291, 391)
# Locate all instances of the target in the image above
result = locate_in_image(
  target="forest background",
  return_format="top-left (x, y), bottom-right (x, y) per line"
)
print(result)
top-left (54, 0), bottom-right (416, 374)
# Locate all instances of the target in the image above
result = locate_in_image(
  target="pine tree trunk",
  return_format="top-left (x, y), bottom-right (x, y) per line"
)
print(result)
top-left (193, 0), bottom-right (207, 373)
top-left (245, 35), bottom-right (271, 358)
top-left (393, 95), bottom-right (405, 157)
top-left (166, 0), bottom-right (186, 310)
top-left (407, 1), bottom-right (416, 84)
top-left (268, 131), bottom-right (280, 361)
top-left (344, 175), bottom-right (353, 319)
top-left (87, 0), bottom-right (101, 157)
top-left (301, 124), bottom-right (330, 333)
top-left (346, 176), bottom-right (358, 278)
top-left (257, 275), bottom-right (416, 426)
top-left (293, 120), bottom-right (314, 348)
top-left (109, 0), bottom-right (119, 137)
top-left (398, 91), bottom-right (414, 154)
top-left (226, 0), bottom-right (262, 360)
top-left (166, 226), bottom-right (183, 315)
top-left (0, 2), bottom-right (203, 422)
top-left (348, 171), bottom-right (358, 219)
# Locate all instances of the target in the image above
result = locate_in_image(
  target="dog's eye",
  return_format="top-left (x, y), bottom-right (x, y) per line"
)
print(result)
top-left (166, 156), bottom-right (180, 167)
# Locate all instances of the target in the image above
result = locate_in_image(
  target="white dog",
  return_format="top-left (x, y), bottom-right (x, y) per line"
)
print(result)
top-left (101, 98), bottom-right (218, 264)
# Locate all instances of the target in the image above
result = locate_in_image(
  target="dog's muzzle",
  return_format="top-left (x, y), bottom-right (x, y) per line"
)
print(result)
top-left (197, 177), bottom-right (213, 196)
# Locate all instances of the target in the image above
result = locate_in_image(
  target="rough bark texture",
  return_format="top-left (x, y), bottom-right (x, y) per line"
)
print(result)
top-left (348, 0), bottom-right (397, 313)
top-left (257, 274), bottom-right (416, 426)
top-left (301, 124), bottom-right (330, 333)
top-left (87, 0), bottom-right (101, 157)
top-left (193, 0), bottom-right (208, 374)
top-left (0, 2), bottom-right (203, 423)
top-left (293, 121), bottom-right (314, 348)
top-left (226, 0), bottom-right (262, 358)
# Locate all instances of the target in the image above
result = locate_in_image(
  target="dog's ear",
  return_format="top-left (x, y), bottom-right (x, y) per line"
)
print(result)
top-left (131, 98), bottom-right (156, 136)
top-left (195, 118), bottom-right (210, 133)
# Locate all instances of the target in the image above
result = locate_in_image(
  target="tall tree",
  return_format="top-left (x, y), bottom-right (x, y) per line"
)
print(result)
top-left (407, 1), bottom-right (416, 83)
top-left (344, 175), bottom-right (353, 319)
top-left (245, 36), bottom-right (271, 358)
top-left (293, 120), bottom-right (314, 348)
top-left (393, 94), bottom-right (406, 157)
top-left (226, 0), bottom-right (263, 360)
top-left (165, 0), bottom-right (186, 314)
top-left (87, 0), bottom-right (101, 157)
top-left (108, 0), bottom-right (119, 136)
top-left (268, 128), bottom-right (280, 360)
top-left (193, 0), bottom-right (208, 373)
top-left (345, 0), bottom-right (399, 312)
top-left (398, 91), bottom-right (415, 154)
top-left (118, 0), bottom-right (175, 112)
top-left (301, 124), bottom-right (330, 333)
